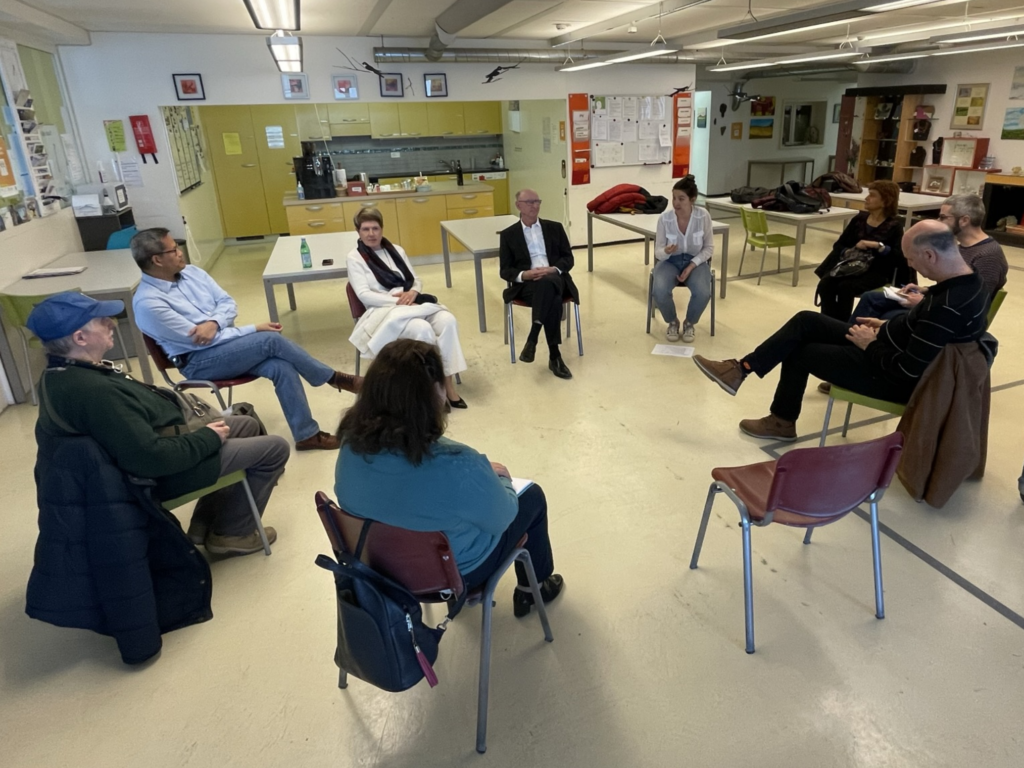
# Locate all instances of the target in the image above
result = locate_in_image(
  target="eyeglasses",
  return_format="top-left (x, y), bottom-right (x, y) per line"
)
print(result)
top-left (937, 213), bottom-right (959, 222)
top-left (158, 245), bottom-right (182, 255)
top-left (518, 199), bottom-right (542, 205)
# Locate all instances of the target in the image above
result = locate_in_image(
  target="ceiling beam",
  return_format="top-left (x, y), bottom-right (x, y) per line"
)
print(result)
top-left (0, 0), bottom-right (90, 45)
top-left (357, 0), bottom-right (395, 37)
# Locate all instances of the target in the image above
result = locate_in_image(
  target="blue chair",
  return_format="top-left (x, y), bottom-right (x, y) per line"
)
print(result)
top-left (105, 225), bottom-right (138, 251)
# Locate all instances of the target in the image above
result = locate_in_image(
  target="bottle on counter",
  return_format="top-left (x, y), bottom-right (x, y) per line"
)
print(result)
top-left (296, 180), bottom-right (305, 200)
top-left (300, 237), bottom-right (312, 269)
top-left (456, 160), bottom-right (464, 187)
top-left (101, 188), bottom-right (115, 214)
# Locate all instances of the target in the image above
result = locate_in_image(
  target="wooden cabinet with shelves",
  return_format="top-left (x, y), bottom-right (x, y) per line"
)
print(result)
top-left (397, 103), bottom-right (428, 137)
top-left (295, 105), bottom-right (330, 141)
top-left (395, 195), bottom-right (447, 255)
top-left (286, 201), bottom-right (343, 236)
top-left (369, 104), bottom-right (401, 138)
top-left (463, 101), bottom-right (502, 135)
top-left (427, 103), bottom-right (465, 137)
top-left (327, 103), bottom-right (370, 136)
top-left (342, 198), bottom-right (397, 233)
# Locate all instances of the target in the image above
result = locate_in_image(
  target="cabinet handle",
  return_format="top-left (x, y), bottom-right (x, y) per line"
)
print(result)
top-left (305, 206), bottom-right (324, 211)
top-left (461, 195), bottom-right (477, 200)
top-left (413, 198), bottom-right (429, 203)
top-left (463, 209), bottom-right (478, 215)
top-left (442, 132), bottom-right (453, 135)
top-left (308, 221), bottom-right (326, 227)
top-left (379, 133), bottom-right (393, 137)
top-left (407, 132), bottom-right (421, 136)
top-left (360, 202), bottom-right (376, 208)
top-left (241, 163), bottom-right (256, 168)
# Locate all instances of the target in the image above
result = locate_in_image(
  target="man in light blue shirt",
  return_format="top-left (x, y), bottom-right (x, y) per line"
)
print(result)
top-left (131, 228), bottom-right (359, 451)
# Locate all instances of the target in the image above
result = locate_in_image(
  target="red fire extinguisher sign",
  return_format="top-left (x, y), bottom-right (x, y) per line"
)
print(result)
top-left (129, 114), bottom-right (158, 162)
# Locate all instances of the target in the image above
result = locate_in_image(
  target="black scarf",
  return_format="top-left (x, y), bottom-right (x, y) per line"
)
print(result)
top-left (357, 237), bottom-right (414, 292)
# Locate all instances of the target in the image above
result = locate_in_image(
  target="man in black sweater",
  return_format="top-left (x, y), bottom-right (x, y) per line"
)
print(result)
top-left (694, 220), bottom-right (988, 441)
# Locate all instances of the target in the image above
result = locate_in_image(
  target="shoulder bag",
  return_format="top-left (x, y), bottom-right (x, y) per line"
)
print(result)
top-left (828, 247), bottom-right (875, 278)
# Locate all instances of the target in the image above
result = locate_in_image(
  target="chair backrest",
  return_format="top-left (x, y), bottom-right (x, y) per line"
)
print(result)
top-left (765, 432), bottom-right (904, 519)
top-left (105, 225), bottom-right (139, 251)
top-left (740, 206), bottom-right (769, 236)
top-left (314, 491), bottom-right (464, 598)
top-left (0, 288), bottom-right (82, 343)
top-left (142, 332), bottom-right (176, 373)
top-left (987, 289), bottom-right (1006, 328)
top-left (345, 283), bottom-right (366, 319)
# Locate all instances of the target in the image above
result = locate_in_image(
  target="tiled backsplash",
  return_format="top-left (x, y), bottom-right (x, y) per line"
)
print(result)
top-left (306, 135), bottom-right (504, 181)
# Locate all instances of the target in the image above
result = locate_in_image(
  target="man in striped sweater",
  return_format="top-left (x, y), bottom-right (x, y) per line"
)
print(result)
top-left (693, 220), bottom-right (988, 441)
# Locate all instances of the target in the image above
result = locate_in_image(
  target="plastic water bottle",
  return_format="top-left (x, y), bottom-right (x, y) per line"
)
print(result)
top-left (300, 237), bottom-right (312, 269)
top-left (296, 180), bottom-right (305, 200)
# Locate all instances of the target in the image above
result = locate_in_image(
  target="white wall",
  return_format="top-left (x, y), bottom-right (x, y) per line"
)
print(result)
top-left (698, 76), bottom-right (848, 196)
top-left (858, 51), bottom-right (1024, 172)
top-left (58, 33), bottom-right (696, 246)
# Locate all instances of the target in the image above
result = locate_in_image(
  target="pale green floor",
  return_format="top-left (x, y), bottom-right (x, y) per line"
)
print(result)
top-left (2, 221), bottom-right (1024, 767)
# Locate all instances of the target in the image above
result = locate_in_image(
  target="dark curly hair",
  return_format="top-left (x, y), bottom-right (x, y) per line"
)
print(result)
top-left (336, 339), bottom-right (447, 465)
top-left (673, 174), bottom-right (698, 200)
top-left (868, 180), bottom-right (900, 220)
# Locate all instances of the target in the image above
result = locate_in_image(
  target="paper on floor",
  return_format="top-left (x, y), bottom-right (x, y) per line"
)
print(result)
top-left (652, 344), bottom-right (695, 358)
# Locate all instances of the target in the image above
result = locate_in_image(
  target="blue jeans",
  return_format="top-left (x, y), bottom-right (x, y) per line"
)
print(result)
top-left (850, 291), bottom-right (907, 323)
top-left (182, 332), bottom-right (334, 442)
top-left (653, 256), bottom-right (712, 325)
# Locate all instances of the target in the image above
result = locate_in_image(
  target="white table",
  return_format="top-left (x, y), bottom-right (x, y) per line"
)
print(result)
top-left (1, 249), bottom-right (153, 393)
top-left (439, 215), bottom-right (519, 333)
top-left (830, 189), bottom-right (943, 229)
top-left (586, 211), bottom-right (731, 298)
top-left (704, 197), bottom-right (858, 288)
top-left (262, 232), bottom-right (360, 322)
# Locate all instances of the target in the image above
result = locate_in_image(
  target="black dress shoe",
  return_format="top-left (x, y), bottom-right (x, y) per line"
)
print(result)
top-left (519, 339), bottom-right (537, 363)
top-left (447, 395), bottom-right (468, 409)
top-left (512, 574), bottom-right (564, 618)
top-left (548, 356), bottom-right (572, 379)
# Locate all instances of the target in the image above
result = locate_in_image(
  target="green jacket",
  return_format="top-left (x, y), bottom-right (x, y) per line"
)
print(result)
top-left (38, 358), bottom-right (222, 500)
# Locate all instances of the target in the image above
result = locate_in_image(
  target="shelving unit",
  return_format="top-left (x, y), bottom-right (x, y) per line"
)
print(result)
top-left (920, 137), bottom-right (992, 197)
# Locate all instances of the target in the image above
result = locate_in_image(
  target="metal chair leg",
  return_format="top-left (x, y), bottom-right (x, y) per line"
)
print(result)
top-left (841, 402), bottom-right (854, 437)
top-left (241, 477), bottom-right (272, 555)
top-left (646, 270), bottom-right (654, 333)
top-left (742, 520), bottom-right (756, 653)
top-left (574, 303), bottom-right (583, 356)
top-left (869, 498), bottom-right (885, 619)
top-left (803, 527), bottom-right (814, 544)
top-left (738, 241), bottom-right (748, 276)
top-left (518, 549), bottom-right (554, 642)
top-left (506, 304), bottom-right (516, 364)
top-left (354, 351), bottom-right (361, 376)
top-left (776, 247), bottom-right (782, 273)
top-left (689, 484), bottom-right (719, 568)
top-left (710, 270), bottom-right (716, 337)
top-left (564, 303), bottom-right (570, 339)
top-left (820, 397), bottom-right (835, 447)
top-left (757, 245), bottom-right (768, 286)
top-left (476, 583), bottom-right (495, 754)
top-left (338, 667), bottom-right (348, 689)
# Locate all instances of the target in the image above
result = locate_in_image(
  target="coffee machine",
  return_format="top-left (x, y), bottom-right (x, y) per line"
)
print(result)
top-left (293, 150), bottom-right (336, 199)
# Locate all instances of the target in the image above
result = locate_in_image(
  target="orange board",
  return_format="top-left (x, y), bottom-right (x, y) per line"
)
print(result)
top-left (672, 92), bottom-right (692, 178)
top-left (568, 93), bottom-right (591, 185)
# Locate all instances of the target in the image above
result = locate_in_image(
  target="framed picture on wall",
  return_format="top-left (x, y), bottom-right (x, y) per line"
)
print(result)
top-left (380, 74), bottom-right (404, 98)
top-left (832, 103), bottom-right (841, 123)
top-left (951, 83), bottom-right (988, 130)
top-left (333, 74), bottom-right (359, 100)
top-left (172, 74), bottom-right (206, 101)
top-left (282, 73), bottom-right (310, 100)
top-left (424, 73), bottom-right (448, 98)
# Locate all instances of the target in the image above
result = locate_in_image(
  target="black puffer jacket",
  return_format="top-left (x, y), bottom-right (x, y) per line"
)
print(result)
top-left (26, 432), bottom-right (213, 664)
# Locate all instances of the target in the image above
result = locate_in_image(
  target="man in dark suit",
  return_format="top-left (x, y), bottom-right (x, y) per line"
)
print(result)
top-left (499, 188), bottom-right (579, 379)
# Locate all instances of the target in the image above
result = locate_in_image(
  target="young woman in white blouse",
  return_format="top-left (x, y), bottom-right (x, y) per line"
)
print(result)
top-left (652, 176), bottom-right (714, 343)
top-left (346, 207), bottom-right (468, 408)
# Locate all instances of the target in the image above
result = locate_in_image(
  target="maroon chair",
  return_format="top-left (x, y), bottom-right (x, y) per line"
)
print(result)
top-left (344, 283), bottom-right (367, 375)
top-left (689, 432), bottom-right (904, 653)
top-left (142, 333), bottom-right (256, 409)
top-left (315, 491), bottom-right (553, 754)
top-left (503, 283), bottom-right (583, 365)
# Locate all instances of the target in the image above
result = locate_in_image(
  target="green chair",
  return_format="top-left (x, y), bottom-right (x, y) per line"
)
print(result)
top-left (0, 289), bottom-right (133, 406)
top-left (819, 289), bottom-right (1007, 446)
top-left (738, 207), bottom-right (798, 285)
top-left (162, 469), bottom-right (272, 556)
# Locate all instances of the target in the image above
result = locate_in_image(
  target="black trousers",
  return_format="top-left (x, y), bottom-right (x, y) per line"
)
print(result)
top-left (816, 273), bottom-right (888, 321)
top-left (745, 310), bottom-right (916, 422)
top-left (516, 274), bottom-right (566, 349)
top-left (461, 484), bottom-right (554, 591)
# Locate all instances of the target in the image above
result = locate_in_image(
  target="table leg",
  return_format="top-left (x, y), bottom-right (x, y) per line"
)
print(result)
top-left (793, 223), bottom-right (805, 286)
top-left (747, 162), bottom-right (753, 186)
top-left (475, 253), bottom-right (487, 333)
top-left (441, 229), bottom-right (452, 288)
top-left (587, 212), bottom-right (594, 272)
top-left (904, 208), bottom-right (913, 229)
top-left (265, 279), bottom-right (280, 323)
top-left (644, 236), bottom-right (650, 266)
top-left (120, 292), bottom-right (153, 384)
top-left (720, 229), bottom-right (729, 299)
top-left (286, 283), bottom-right (297, 312)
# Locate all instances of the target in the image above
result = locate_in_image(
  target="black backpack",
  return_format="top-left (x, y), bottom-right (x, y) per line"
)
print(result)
top-left (730, 185), bottom-right (770, 204)
top-left (774, 181), bottom-right (825, 214)
top-left (316, 542), bottom-right (447, 692)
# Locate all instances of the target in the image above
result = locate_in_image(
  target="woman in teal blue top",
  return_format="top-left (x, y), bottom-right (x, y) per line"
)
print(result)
top-left (334, 339), bottom-right (563, 617)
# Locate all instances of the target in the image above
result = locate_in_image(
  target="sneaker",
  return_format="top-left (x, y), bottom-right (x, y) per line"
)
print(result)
top-left (817, 382), bottom-right (832, 395)
top-left (205, 526), bottom-right (277, 556)
top-left (666, 320), bottom-right (680, 342)
top-left (512, 574), bottom-right (564, 618)
top-left (295, 431), bottom-right (340, 451)
top-left (693, 355), bottom-right (745, 396)
top-left (682, 321), bottom-right (696, 343)
top-left (738, 414), bottom-right (797, 442)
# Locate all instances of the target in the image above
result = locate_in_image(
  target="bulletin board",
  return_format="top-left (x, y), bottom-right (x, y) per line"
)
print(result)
top-left (590, 94), bottom-right (672, 168)
top-left (162, 105), bottom-right (204, 194)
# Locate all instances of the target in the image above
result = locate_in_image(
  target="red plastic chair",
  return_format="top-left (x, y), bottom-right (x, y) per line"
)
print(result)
top-left (315, 491), bottom-right (553, 754)
top-left (689, 432), bottom-right (903, 653)
top-left (142, 333), bottom-right (256, 409)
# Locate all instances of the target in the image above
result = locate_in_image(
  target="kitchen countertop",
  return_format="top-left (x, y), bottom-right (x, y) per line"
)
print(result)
top-left (283, 180), bottom-right (493, 207)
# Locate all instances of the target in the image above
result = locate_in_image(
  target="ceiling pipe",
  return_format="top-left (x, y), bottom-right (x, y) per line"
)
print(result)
top-left (705, 59), bottom-right (918, 80)
top-left (425, 0), bottom-right (519, 61)
top-left (375, 47), bottom-right (693, 65)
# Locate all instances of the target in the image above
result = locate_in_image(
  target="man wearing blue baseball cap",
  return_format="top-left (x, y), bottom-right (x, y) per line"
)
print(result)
top-left (27, 292), bottom-right (290, 555)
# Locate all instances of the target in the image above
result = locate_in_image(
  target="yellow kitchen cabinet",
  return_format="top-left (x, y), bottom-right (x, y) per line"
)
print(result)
top-left (327, 102), bottom-right (370, 136)
top-left (426, 102), bottom-right (465, 137)
top-left (369, 104), bottom-right (401, 138)
top-left (463, 101), bottom-right (502, 135)
top-left (200, 105), bottom-right (271, 238)
top-left (286, 201), bottom-right (343, 236)
top-left (398, 103), bottom-right (428, 137)
top-left (295, 104), bottom-right (331, 141)
top-left (444, 205), bottom-right (495, 221)
top-left (251, 105), bottom-right (303, 234)
top-left (477, 177), bottom-right (509, 214)
top-left (394, 195), bottom-right (447, 256)
top-left (342, 198), bottom-right (398, 233)
top-left (445, 190), bottom-right (495, 221)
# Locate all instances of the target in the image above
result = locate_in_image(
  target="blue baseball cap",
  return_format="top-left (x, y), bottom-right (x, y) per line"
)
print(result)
top-left (26, 292), bottom-right (125, 342)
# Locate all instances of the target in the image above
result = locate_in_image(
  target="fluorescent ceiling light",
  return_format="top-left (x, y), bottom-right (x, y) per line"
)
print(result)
top-left (930, 39), bottom-right (1024, 55)
top-left (775, 50), bottom-right (862, 64)
top-left (933, 25), bottom-right (1024, 44)
top-left (864, 0), bottom-right (947, 11)
top-left (605, 45), bottom-right (679, 63)
top-left (558, 60), bottom-right (612, 72)
top-left (267, 33), bottom-right (302, 73)
top-left (707, 61), bottom-right (777, 72)
top-left (858, 51), bottom-right (931, 62)
top-left (243, 0), bottom-right (300, 31)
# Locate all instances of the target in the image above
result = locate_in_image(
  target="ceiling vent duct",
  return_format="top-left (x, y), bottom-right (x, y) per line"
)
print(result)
top-left (710, 59), bottom-right (917, 80)
top-left (375, 47), bottom-right (693, 65)
top-left (426, 0), bottom-right (518, 61)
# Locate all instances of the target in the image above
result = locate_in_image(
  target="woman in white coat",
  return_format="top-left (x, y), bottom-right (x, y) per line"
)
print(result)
top-left (346, 207), bottom-right (468, 408)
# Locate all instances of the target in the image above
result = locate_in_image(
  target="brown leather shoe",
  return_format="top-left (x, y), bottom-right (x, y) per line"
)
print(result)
top-left (295, 431), bottom-right (341, 451)
top-left (738, 414), bottom-right (797, 442)
top-left (205, 526), bottom-right (277, 556)
top-left (329, 371), bottom-right (362, 394)
top-left (693, 355), bottom-right (745, 396)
